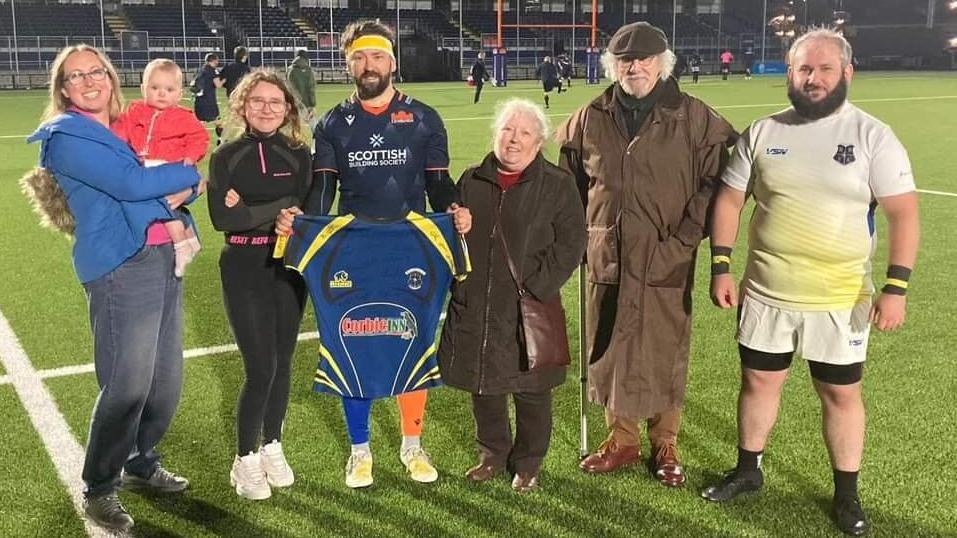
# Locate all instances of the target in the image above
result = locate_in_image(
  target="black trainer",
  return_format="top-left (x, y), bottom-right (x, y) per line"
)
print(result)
top-left (121, 466), bottom-right (189, 493)
top-left (84, 493), bottom-right (134, 532)
top-left (833, 495), bottom-right (869, 536)
top-left (701, 468), bottom-right (764, 502)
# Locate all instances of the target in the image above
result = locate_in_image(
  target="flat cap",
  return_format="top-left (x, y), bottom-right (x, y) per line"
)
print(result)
top-left (607, 22), bottom-right (667, 58)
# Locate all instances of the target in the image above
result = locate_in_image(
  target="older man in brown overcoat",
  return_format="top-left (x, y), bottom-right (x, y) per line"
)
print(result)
top-left (556, 22), bottom-right (736, 487)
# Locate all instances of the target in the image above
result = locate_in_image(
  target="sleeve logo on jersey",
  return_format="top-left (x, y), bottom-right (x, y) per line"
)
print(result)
top-left (405, 267), bottom-right (426, 290)
top-left (765, 147), bottom-right (788, 156)
top-left (329, 270), bottom-right (354, 288)
top-left (390, 110), bottom-right (414, 124)
top-left (341, 310), bottom-right (418, 340)
top-left (833, 144), bottom-right (856, 165)
top-left (345, 114), bottom-right (355, 126)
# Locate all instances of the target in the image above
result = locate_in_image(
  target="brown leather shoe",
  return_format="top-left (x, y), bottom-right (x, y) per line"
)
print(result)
top-left (650, 444), bottom-right (686, 487)
top-left (465, 460), bottom-right (503, 482)
top-left (511, 472), bottom-right (539, 493)
top-left (579, 439), bottom-right (640, 474)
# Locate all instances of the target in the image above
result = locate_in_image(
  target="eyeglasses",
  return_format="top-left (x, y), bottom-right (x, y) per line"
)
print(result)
top-left (247, 98), bottom-right (288, 113)
top-left (619, 56), bottom-right (657, 67)
top-left (63, 67), bottom-right (108, 86)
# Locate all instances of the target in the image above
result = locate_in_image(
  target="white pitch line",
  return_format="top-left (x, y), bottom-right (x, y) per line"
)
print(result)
top-left (4, 94), bottom-right (957, 139)
top-left (33, 331), bottom-right (322, 382)
top-left (917, 188), bottom-right (957, 198)
top-left (0, 309), bottom-right (114, 538)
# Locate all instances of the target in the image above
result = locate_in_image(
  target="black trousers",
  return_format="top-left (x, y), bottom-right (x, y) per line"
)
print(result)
top-left (471, 390), bottom-right (553, 475)
top-left (220, 243), bottom-right (306, 455)
top-left (474, 81), bottom-right (484, 103)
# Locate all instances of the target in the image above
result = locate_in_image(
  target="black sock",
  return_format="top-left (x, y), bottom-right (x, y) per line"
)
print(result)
top-left (215, 126), bottom-right (223, 143)
top-left (544, 95), bottom-right (549, 107)
top-left (833, 469), bottom-right (859, 499)
top-left (736, 446), bottom-right (763, 472)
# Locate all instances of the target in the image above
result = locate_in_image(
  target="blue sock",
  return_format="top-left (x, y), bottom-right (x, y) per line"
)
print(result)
top-left (342, 397), bottom-right (372, 445)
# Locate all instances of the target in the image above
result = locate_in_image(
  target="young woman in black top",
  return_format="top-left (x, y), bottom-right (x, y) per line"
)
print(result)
top-left (207, 69), bottom-right (311, 501)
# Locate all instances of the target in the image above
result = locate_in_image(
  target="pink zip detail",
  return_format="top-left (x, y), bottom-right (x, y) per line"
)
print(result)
top-left (143, 109), bottom-right (160, 157)
top-left (258, 142), bottom-right (267, 174)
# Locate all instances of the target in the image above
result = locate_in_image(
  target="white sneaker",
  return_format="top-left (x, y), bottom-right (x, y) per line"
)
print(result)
top-left (400, 446), bottom-right (439, 483)
top-left (230, 453), bottom-right (271, 500)
top-left (260, 440), bottom-right (295, 488)
top-left (345, 451), bottom-right (374, 489)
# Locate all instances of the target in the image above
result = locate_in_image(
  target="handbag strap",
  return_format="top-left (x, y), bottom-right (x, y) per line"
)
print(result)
top-left (495, 211), bottom-right (527, 297)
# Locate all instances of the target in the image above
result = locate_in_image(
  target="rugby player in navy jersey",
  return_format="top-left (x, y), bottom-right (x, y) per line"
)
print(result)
top-left (275, 19), bottom-right (471, 488)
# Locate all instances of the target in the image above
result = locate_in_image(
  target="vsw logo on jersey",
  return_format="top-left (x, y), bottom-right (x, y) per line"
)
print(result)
top-left (765, 147), bottom-right (788, 156)
top-left (834, 144), bottom-right (856, 165)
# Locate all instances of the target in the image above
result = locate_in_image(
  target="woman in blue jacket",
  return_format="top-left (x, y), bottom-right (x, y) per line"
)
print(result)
top-left (27, 45), bottom-right (201, 533)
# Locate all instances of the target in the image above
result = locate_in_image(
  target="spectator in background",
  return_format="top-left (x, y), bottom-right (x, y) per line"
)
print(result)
top-left (192, 52), bottom-right (225, 143)
top-left (221, 45), bottom-right (251, 97)
top-left (535, 56), bottom-right (560, 109)
top-left (470, 51), bottom-right (490, 104)
top-left (287, 49), bottom-right (317, 127)
top-left (720, 49), bottom-right (734, 80)
top-left (689, 52), bottom-right (702, 84)
top-left (743, 47), bottom-right (755, 79)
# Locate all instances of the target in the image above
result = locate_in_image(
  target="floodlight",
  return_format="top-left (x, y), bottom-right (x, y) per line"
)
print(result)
top-left (950, 37), bottom-right (957, 48)
top-left (950, 1), bottom-right (957, 11)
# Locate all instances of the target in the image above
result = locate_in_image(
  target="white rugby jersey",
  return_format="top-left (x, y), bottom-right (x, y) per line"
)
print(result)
top-left (722, 102), bottom-right (915, 311)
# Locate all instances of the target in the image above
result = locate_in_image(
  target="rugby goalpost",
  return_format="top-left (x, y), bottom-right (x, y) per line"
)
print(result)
top-left (490, 0), bottom-right (602, 86)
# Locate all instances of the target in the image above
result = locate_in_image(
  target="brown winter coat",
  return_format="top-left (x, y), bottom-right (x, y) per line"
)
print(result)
top-left (438, 152), bottom-right (586, 395)
top-left (556, 78), bottom-right (735, 418)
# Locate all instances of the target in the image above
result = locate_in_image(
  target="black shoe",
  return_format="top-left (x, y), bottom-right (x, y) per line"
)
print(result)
top-left (701, 468), bottom-right (764, 502)
top-left (84, 493), bottom-right (134, 531)
top-left (833, 496), bottom-right (869, 536)
top-left (121, 466), bottom-right (189, 493)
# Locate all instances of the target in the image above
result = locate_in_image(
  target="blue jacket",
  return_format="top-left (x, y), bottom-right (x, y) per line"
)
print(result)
top-left (28, 111), bottom-right (201, 283)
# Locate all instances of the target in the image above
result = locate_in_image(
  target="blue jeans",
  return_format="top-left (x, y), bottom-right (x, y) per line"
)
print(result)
top-left (81, 244), bottom-right (184, 498)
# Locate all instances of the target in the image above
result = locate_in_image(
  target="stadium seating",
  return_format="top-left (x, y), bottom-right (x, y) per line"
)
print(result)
top-left (0, 4), bottom-right (104, 37)
top-left (124, 5), bottom-right (214, 37)
top-left (225, 7), bottom-right (306, 39)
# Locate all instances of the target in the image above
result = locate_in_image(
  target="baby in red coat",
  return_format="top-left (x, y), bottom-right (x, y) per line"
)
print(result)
top-left (113, 58), bottom-right (210, 277)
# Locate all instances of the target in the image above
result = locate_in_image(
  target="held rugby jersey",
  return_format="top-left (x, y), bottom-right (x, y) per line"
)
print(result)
top-left (279, 212), bottom-right (470, 399)
top-left (312, 91), bottom-right (456, 218)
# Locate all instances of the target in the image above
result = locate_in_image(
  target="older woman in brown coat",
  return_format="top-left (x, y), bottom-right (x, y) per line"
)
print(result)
top-left (438, 98), bottom-right (586, 493)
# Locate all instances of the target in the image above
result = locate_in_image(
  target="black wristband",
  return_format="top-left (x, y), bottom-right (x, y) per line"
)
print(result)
top-left (711, 246), bottom-right (732, 276)
top-left (882, 265), bottom-right (912, 296)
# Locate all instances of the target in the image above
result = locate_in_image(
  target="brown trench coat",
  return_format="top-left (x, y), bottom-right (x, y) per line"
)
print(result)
top-left (555, 78), bottom-right (736, 418)
top-left (438, 152), bottom-right (586, 395)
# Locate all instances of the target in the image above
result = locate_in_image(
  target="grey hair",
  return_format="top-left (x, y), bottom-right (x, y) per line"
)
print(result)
top-left (491, 97), bottom-right (550, 144)
top-left (788, 27), bottom-right (853, 69)
top-left (600, 49), bottom-right (676, 83)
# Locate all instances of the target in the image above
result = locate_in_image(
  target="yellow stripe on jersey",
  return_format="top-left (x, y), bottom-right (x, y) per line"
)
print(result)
top-left (402, 341), bottom-right (437, 393)
top-left (314, 371), bottom-right (343, 395)
top-left (412, 368), bottom-right (442, 390)
top-left (406, 212), bottom-right (457, 277)
top-left (293, 215), bottom-right (355, 273)
top-left (319, 342), bottom-right (353, 397)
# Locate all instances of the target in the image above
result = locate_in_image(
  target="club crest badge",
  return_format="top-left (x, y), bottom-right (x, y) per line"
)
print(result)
top-left (405, 268), bottom-right (426, 290)
top-left (833, 144), bottom-right (856, 165)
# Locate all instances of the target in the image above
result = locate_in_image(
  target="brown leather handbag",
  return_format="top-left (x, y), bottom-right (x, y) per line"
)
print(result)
top-left (497, 224), bottom-right (571, 370)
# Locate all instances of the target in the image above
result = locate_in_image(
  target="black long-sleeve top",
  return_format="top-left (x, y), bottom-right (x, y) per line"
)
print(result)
top-left (207, 131), bottom-right (312, 234)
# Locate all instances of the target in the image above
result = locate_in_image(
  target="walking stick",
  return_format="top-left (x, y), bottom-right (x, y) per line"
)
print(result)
top-left (578, 263), bottom-right (588, 459)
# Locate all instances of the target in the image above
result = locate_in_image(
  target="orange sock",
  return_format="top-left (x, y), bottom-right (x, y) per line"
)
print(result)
top-left (396, 390), bottom-right (427, 437)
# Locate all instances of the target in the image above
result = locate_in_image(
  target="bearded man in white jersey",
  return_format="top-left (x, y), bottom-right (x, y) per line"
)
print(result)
top-left (700, 29), bottom-right (919, 537)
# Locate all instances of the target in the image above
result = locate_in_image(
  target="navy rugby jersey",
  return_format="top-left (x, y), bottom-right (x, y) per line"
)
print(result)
top-left (313, 91), bottom-right (453, 218)
top-left (279, 212), bottom-right (469, 399)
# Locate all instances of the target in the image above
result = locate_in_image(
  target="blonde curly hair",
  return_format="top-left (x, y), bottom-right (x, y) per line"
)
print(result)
top-left (223, 68), bottom-right (308, 148)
